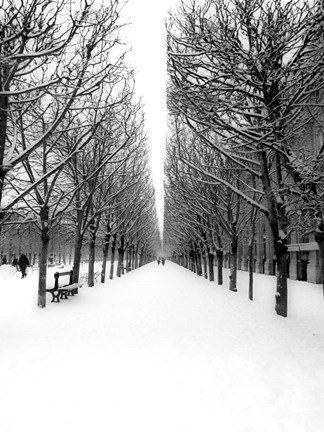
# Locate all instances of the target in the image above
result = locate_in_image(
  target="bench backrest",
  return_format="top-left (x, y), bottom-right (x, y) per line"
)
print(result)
top-left (54, 270), bottom-right (73, 289)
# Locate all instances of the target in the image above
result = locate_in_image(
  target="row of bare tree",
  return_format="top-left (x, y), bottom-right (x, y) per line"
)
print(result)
top-left (165, 0), bottom-right (324, 317)
top-left (0, 1), bottom-right (160, 307)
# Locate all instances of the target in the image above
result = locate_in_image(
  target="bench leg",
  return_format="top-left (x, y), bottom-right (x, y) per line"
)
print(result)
top-left (51, 291), bottom-right (61, 303)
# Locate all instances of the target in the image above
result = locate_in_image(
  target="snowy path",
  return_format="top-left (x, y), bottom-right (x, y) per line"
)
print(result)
top-left (0, 261), bottom-right (324, 432)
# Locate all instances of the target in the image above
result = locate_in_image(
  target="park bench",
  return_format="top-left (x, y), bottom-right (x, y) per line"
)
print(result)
top-left (46, 270), bottom-right (82, 303)
top-left (79, 271), bottom-right (101, 284)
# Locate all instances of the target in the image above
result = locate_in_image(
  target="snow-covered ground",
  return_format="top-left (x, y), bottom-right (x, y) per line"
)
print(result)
top-left (0, 261), bottom-right (323, 432)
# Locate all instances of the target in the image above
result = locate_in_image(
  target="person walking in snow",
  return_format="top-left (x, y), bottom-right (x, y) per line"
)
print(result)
top-left (157, 258), bottom-right (160, 265)
top-left (18, 254), bottom-right (30, 278)
top-left (161, 258), bottom-right (165, 266)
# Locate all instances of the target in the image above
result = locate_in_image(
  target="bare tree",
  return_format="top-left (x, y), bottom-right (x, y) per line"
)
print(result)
top-left (0, 0), bottom-right (126, 221)
top-left (165, 121), bottom-right (254, 290)
top-left (168, 0), bottom-right (324, 316)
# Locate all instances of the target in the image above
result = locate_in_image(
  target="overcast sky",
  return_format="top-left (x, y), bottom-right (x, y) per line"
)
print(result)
top-left (123, 0), bottom-right (178, 234)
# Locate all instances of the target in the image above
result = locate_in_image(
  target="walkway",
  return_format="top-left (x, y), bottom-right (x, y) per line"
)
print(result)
top-left (0, 261), bottom-right (323, 432)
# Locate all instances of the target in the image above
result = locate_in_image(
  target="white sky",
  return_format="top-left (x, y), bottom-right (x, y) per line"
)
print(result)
top-left (123, 0), bottom-right (178, 234)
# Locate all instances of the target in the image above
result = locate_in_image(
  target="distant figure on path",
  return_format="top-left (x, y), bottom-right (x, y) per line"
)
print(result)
top-left (2, 255), bottom-right (7, 265)
top-left (157, 258), bottom-right (160, 265)
top-left (162, 258), bottom-right (165, 266)
top-left (18, 254), bottom-right (30, 278)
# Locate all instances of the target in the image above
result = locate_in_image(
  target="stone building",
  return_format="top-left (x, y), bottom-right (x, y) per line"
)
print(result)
top-left (228, 98), bottom-right (324, 285)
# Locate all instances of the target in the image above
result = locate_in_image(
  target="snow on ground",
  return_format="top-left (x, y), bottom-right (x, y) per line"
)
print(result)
top-left (0, 261), bottom-right (324, 432)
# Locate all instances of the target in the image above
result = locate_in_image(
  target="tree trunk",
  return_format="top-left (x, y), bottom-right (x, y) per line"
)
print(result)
top-left (128, 247), bottom-right (133, 271)
top-left (129, 248), bottom-right (133, 271)
top-left (0, 92), bottom-right (9, 215)
top-left (0, 171), bottom-right (6, 221)
top-left (208, 251), bottom-right (214, 282)
top-left (274, 240), bottom-right (288, 317)
top-left (139, 245), bottom-right (144, 267)
top-left (117, 234), bottom-right (125, 277)
top-left (72, 227), bottom-right (83, 284)
top-left (229, 236), bottom-right (238, 292)
top-left (38, 228), bottom-right (50, 308)
top-left (186, 252), bottom-right (189, 268)
top-left (248, 237), bottom-right (254, 301)
top-left (188, 252), bottom-right (192, 271)
top-left (196, 250), bottom-right (202, 275)
top-left (140, 249), bottom-right (146, 266)
top-left (88, 224), bottom-right (96, 287)
top-left (190, 252), bottom-right (195, 272)
top-left (125, 248), bottom-right (131, 272)
top-left (134, 244), bottom-right (139, 269)
top-left (101, 231), bottom-right (110, 283)
top-left (131, 246), bottom-right (136, 270)
top-left (216, 249), bottom-right (223, 285)
top-left (203, 251), bottom-right (208, 279)
top-left (109, 233), bottom-right (117, 279)
top-left (248, 208), bottom-right (257, 301)
top-left (259, 148), bottom-right (288, 316)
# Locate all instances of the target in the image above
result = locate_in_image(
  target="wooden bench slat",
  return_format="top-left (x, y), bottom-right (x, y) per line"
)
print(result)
top-left (58, 283), bottom-right (79, 291)
top-left (55, 271), bottom-right (72, 277)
